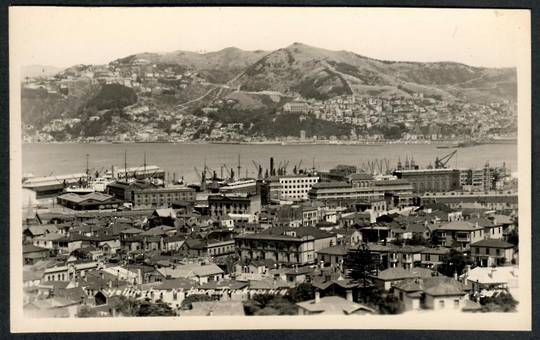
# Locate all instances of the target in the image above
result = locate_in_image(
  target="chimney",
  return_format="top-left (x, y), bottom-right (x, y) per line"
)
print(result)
top-left (314, 290), bottom-right (320, 304)
top-left (346, 289), bottom-right (353, 302)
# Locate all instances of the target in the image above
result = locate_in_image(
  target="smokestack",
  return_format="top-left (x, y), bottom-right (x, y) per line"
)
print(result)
top-left (270, 157), bottom-right (274, 176)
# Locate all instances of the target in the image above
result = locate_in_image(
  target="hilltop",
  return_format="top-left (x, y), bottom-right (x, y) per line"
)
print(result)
top-left (234, 42), bottom-right (515, 103)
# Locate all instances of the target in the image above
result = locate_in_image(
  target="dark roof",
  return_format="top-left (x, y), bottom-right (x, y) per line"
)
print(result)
top-left (347, 173), bottom-right (374, 181)
top-left (23, 244), bottom-right (49, 254)
top-left (470, 239), bottom-right (514, 248)
top-left (316, 245), bottom-right (348, 256)
top-left (421, 247), bottom-right (450, 255)
top-left (439, 221), bottom-right (483, 231)
top-left (373, 268), bottom-right (421, 281)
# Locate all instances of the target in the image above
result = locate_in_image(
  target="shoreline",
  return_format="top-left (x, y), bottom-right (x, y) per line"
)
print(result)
top-left (22, 140), bottom-right (518, 147)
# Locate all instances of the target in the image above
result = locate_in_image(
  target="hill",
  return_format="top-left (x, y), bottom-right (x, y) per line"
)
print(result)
top-left (233, 42), bottom-right (516, 103)
top-left (21, 43), bottom-right (517, 142)
top-left (114, 47), bottom-right (269, 84)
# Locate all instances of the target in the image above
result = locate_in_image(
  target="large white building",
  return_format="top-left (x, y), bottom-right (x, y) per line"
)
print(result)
top-left (269, 175), bottom-right (320, 201)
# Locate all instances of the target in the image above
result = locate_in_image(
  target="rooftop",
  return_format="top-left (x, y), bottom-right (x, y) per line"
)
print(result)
top-left (439, 221), bottom-right (483, 231)
top-left (470, 239), bottom-right (515, 248)
top-left (296, 295), bottom-right (375, 315)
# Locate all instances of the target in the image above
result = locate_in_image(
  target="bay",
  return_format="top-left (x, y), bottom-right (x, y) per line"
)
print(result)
top-left (22, 142), bottom-right (518, 183)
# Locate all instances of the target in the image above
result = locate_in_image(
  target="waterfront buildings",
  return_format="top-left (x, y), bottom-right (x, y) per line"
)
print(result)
top-left (268, 174), bottom-right (320, 202)
top-left (393, 168), bottom-right (461, 193)
top-left (208, 193), bottom-right (261, 218)
top-left (132, 186), bottom-right (196, 208)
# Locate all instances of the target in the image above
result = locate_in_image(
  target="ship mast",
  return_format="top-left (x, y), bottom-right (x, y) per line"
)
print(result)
top-left (237, 154), bottom-right (241, 181)
top-left (85, 153), bottom-right (90, 188)
top-left (144, 151), bottom-right (147, 180)
top-left (124, 149), bottom-right (128, 181)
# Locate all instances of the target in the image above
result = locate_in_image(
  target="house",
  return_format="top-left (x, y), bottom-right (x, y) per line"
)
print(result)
top-left (463, 266), bottom-right (519, 299)
top-left (235, 226), bottom-right (337, 265)
top-left (151, 277), bottom-right (199, 308)
top-left (296, 292), bottom-right (375, 315)
top-left (470, 239), bottom-right (516, 267)
top-left (393, 276), bottom-right (472, 312)
top-left (422, 278), bottom-right (470, 311)
top-left (148, 208), bottom-right (177, 227)
top-left (433, 221), bottom-right (485, 249)
top-left (311, 271), bottom-right (358, 300)
top-left (340, 228), bottom-right (362, 246)
top-left (420, 247), bottom-right (450, 268)
top-left (316, 245), bottom-right (348, 268)
top-left (43, 262), bottom-right (100, 282)
top-left (179, 239), bottom-right (207, 257)
top-left (371, 267), bottom-right (425, 291)
top-left (23, 244), bottom-right (50, 265)
top-left (23, 224), bottom-right (59, 242)
top-left (284, 266), bottom-right (314, 285)
top-left (32, 232), bottom-right (65, 250)
top-left (469, 217), bottom-right (504, 240)
top-left (384, 245), bottom-right (425, 270)
top-left (164, 235), bottom-right (185, 252)
top-left (488, 214), bottom-right (516, 240)
top-left (157, 263), bottom-right (224, 285)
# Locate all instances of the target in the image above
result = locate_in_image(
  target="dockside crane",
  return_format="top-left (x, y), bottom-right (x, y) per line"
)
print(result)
top-left (435, 150), bottom-right (458, 169)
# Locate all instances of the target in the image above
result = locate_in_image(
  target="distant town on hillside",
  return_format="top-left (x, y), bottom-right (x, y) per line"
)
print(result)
top-left (21, 43), bottom-right (517, 144)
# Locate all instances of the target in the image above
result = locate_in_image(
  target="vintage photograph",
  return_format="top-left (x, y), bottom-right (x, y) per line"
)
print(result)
top-left (9, 6), bottom-right (531, 332)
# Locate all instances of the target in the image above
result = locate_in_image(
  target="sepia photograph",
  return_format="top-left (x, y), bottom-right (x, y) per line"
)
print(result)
top-left (9, 6), bottom-right (532, 332)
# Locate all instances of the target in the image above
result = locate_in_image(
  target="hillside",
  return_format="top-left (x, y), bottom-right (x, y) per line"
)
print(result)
top-left (115, 47), bottom-right (269, 84)
top-left (21, 42), bottom-right (517, 142)
top-left (233, 42), bottom-right (516, 103)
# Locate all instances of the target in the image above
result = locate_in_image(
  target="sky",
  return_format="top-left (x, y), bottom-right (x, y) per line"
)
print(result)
top-left (10, 7), bottom-right (530, 69)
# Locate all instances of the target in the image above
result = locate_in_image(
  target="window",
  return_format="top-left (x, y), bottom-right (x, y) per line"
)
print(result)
top-left (439, 300), bottom-right (445, 309)
top-left (454, 299), bottom-right (460, 308)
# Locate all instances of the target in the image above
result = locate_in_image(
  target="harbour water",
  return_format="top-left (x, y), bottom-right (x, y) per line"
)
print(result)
top-left (22, 142), bottom-right (518, 183)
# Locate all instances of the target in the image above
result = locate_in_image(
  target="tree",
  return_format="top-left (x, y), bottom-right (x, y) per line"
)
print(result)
top-left (507, 227), bottom-right (519, 246)
top-left (288, 283), bottom-right (315, 303)
top-left (438, 249), bottom-right (472, 277)
top-left (345, 243), bottom-right (377, 285)
top-left (480, 291), bottom-right (518, 312)
top-left (180, 294), bottom-right (213, 310)
top-left (109, 296), bottom-right (175, 317)
top-left (135, 299), bottom-right (175, 317)
top-left (407, 233), bottom-right (431, 246)
top-left (378, 293), bottom-right (403, 315)
top-left (243, 294), bottom-right (298, 316)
